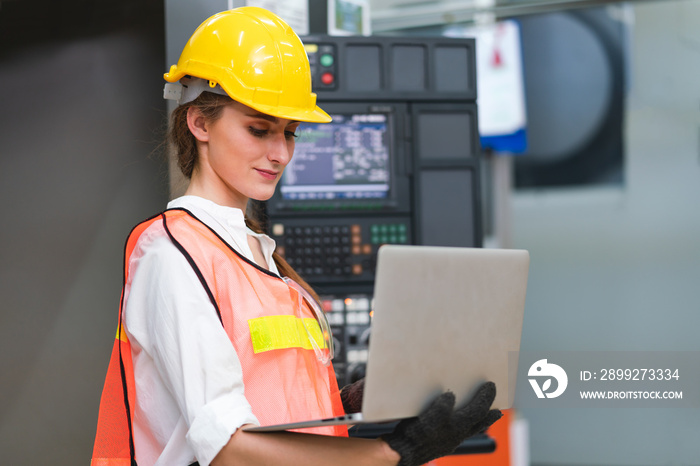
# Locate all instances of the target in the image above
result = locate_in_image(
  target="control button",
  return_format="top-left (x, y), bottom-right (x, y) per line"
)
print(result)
top-left (347, 350), bottom-right (359, 363)
top-left (332, 299), bottom-right (345, 312)
top-left (359, 349), bottom-right (369, 362)
top-left (329, 313), bottom-right (344, 325)
top-left (320, 53), bottom-right (334, 67)
top-left (355, 298), bottom-right (370, 312)
top-left (321, 72), bottom-right (334, 85)
top-left (272, 223), bottom-right (284, 236)
top-left (357, 312), bottom-right (371, 325)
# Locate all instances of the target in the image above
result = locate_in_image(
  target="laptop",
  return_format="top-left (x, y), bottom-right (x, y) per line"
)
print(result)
top-left (244, 245), bottom-right (529, 432)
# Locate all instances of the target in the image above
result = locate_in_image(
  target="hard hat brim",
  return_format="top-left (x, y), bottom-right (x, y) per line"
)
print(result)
top-left (248, 101), bottom-right (332, 124)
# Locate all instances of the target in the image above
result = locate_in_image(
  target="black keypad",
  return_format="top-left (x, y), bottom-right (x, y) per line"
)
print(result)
top-left (282, 224), bottom-right (353, 277)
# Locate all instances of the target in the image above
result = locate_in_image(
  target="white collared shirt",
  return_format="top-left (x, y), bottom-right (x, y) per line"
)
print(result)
top-left (124, 196), bottom-right (277, 466)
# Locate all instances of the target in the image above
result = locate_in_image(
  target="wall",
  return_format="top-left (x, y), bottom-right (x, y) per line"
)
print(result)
top-left (512, 1), bottom-right (700, 464)
top-left (0, 3), bottom-right (168, 463)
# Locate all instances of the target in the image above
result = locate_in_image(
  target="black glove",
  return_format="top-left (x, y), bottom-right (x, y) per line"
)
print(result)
top-left (381, 381), bottom-right (502, 466)
top-left (339, 378), bottom-right (365, 414)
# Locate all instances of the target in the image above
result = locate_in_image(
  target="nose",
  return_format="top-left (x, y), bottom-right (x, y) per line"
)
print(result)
top-left (268, 132), bottom-right (293, 166)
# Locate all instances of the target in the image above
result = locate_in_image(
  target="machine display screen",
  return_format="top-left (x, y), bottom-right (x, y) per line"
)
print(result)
top-left (280, 113), bottom-right (391, 202)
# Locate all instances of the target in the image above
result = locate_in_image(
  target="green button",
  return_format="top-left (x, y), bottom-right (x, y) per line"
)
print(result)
top-left (398, 224), bottom-right (407, 233)
top-left (320, 54), bottom-right (334, 67)
top-left (389, 235), bottom-right (398, 243)
top-left (371, 225), bottom-right (379, 234)
top-left (399, 234), bottom-right (408, 243)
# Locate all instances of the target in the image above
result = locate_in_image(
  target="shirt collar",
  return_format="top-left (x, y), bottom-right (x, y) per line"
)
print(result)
top-left (166, 195), bottom-right (279, 274)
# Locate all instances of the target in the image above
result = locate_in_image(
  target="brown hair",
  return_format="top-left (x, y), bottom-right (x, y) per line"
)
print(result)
top-left (169, 91), bottom-right (232, 179)
top-left (168, 92), bottom-right (320, 302)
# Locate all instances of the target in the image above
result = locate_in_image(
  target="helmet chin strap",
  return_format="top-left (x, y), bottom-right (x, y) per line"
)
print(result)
top-left (163, 76), bottom-right (228, 105)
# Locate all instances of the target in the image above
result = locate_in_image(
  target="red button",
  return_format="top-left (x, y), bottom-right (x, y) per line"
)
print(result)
top-left (321, 72), bottom-right (334, 85)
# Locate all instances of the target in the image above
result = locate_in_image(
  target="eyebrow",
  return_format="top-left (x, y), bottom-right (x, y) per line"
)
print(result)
top-left (246, 112), bottom-right (299, 125)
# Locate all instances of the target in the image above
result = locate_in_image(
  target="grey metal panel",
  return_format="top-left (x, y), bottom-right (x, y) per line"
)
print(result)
top-left (434, 45), bottom-right (473, 93)
top-left (418, 169), bottom-right (475, 247)
top-left (390, 45), bottom-right (427, 91)
top-left (417, 112), bottom-right (475, 160)
top-left (345, 44), bottom-right (382, 91)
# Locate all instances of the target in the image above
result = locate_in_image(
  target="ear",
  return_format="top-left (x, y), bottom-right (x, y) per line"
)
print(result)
top-left (187, 106), bottom-right (210, 142)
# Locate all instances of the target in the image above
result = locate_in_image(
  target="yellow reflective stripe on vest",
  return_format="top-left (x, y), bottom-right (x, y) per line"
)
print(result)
top-left (249, 315), bottom-right (325, 354)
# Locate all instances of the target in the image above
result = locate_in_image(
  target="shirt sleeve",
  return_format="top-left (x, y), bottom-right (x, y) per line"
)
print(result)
top-left (124, 227), bottom-right (259, 466)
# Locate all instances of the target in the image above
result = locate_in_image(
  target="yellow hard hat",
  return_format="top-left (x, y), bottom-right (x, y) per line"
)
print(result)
top-left (164, 7), bottom-right (330, 123)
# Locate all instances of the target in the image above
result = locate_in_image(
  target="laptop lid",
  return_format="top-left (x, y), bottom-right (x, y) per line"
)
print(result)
top-left (360, 245), bottom-right (529, 421)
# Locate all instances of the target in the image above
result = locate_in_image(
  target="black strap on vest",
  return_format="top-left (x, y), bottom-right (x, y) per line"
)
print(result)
top-left (161, 212), bottom-right (224, 324)
top-left (118, 319), bottom-right (137, 466)
top-left (118, 213), bottom-right (166, 466)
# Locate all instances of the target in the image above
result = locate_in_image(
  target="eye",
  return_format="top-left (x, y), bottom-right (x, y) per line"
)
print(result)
top-left (285, 130), bottom-right (299, 140)
top-left (248, 126), bottom-right (267, 138)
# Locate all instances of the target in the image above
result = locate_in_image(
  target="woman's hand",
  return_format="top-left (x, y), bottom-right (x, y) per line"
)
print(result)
top-left (340, 378), bottom-right (365, 414)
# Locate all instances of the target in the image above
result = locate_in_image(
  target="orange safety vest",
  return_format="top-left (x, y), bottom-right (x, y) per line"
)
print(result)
top-left (92, 209), bottom-right (348, 465)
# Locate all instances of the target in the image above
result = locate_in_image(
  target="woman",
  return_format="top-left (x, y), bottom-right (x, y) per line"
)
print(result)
top-left (92, 7), bottom-right (501, 466)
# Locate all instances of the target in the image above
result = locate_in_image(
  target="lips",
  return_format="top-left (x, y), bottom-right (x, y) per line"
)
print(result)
top-left (255, 168), bottom-right (279, 180)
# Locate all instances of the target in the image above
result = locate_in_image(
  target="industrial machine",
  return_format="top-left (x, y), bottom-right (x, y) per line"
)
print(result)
top-left (263, 35), bottom-right (483, 387)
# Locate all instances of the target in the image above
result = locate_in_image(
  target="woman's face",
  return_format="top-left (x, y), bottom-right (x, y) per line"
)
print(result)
top-left (188, 100), bottom-right (300, 209)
